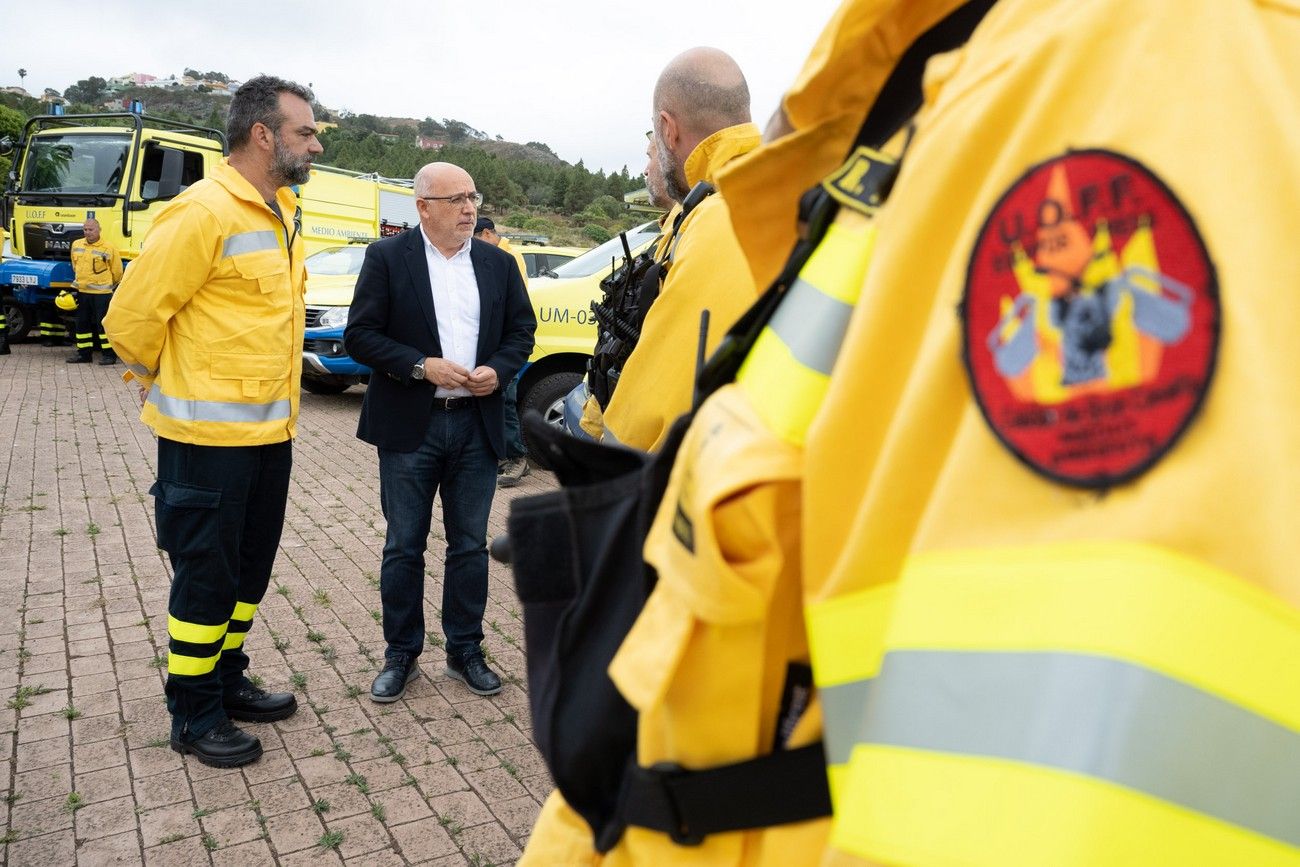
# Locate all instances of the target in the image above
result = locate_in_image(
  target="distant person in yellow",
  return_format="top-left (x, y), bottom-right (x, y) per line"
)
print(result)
top-left (594, 46), bottom-right (760, 452)
top-left (473, 215), bottom-right (532, 486)
top-left (66, 217), bottom-right (123, 364)
top-left (104, 75), bottom-right (323, 769)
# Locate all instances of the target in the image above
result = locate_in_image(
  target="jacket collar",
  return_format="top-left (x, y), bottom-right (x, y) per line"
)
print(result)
top-left (210, 158), bottom-right (298, 215)
top-left (684, 122), bottom-right (762, 188)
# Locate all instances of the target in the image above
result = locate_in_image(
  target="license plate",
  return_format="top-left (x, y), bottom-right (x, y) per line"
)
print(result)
top-left (10, 274), bottom-right (38, 286)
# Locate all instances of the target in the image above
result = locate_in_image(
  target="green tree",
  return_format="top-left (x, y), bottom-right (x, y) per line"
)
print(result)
top-left (64, 77), bottom-right (108, 105)
top-left (0, 103), bottom-right (25, 178)
top-left (563, 162), bottom-right (597, 213)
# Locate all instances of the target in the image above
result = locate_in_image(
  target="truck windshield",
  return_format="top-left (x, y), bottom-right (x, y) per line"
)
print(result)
top-left (549, 223), bottom-right (661, 279)
top-left (21, 134), bottom-right (130, 196)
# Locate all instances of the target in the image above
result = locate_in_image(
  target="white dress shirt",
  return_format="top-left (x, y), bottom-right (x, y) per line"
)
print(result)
top-left (420, 229), bottom-right (480, 397)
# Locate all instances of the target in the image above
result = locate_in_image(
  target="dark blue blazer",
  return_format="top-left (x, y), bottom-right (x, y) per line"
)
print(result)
top-left (344, 230), bottom-right (537, 457)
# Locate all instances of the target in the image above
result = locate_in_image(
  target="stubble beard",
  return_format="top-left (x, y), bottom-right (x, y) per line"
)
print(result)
top-left (271, 134), bottom-right (313, 187)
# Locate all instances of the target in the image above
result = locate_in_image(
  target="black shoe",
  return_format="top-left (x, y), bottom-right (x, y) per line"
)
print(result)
top-left (224, 683), bottom-right (298, 723)
top-left (98, 354), bottom-right (118, 366)
top-left (445, 652), bottom-right (502, 696)
top-left (0, 343), bottom-right (9, 356)
top-left (371, 655), bottom-right (420, 703)
top-left (170, 719), bottom-right (262, 768)
top-left (66, 353), bottom-right (92, 364)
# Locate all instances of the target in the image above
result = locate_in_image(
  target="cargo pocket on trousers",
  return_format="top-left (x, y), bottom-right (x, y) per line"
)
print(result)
top-left (150, 480), bottom-right (221, 557)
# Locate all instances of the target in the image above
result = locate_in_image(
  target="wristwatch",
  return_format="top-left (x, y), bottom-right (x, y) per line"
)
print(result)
top-left (411, 359), bottom-right (426, 381)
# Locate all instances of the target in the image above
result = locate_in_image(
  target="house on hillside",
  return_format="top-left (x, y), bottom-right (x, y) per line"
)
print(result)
top-left (417, 135), bottom-right (446, 150)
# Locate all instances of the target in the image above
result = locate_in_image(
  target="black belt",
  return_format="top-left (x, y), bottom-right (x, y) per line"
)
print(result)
top-left (433, 396), bottom-right (474, 411)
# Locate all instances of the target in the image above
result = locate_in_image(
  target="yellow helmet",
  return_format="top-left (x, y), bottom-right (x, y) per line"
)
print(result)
top-left (55, 290), bottom-right (78, 311)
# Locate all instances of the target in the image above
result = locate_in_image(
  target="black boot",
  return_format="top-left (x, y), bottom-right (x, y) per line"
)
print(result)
top-left (66, 352), bottom-right (92, 364)
top-left (171, 719), bottom-right (262, 768)
top-left (98, 353), bottom-right (118, 366)
top-left (224, 683), bottom-right (298, 722)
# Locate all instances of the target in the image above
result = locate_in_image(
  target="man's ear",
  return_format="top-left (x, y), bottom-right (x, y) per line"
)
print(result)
top-left (658, 109), bottom-right (680, 154)
top-left (250, 121), bottom-right (276, 155)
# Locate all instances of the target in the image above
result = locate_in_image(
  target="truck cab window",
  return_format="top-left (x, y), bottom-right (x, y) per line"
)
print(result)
top-left (139, 143), bottom-right (204, 201)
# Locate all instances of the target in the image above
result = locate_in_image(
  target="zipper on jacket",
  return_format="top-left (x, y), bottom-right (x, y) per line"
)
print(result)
top-left (266, 201), bottom-right (298, 268)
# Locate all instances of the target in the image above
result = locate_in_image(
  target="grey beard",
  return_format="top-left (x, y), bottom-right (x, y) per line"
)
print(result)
top-left (655, 138), bottom-right (689, 204)
top-left (271, 137), bottom-right (312, 187)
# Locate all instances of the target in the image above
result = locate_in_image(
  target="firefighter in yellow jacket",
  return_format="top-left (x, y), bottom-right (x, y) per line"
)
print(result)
top-left (66, 217), bottom-right (123, 365)
top-left (521, 47), bottom-right (824, 867)
top-left (594, 47), bottom-right (761, 452)
top-left (709, 0), bottom-right (1300, 864)
top-left (104, 75), bottom-right (323, 769)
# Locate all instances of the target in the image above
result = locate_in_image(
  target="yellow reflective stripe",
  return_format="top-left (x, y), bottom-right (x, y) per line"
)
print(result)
top-left (231, 601), bottom-right (257, 622)
top-left (885, 542), bottom-right (1300, 729)
top-left (810, 542), bottom-right (1300, 857)
top-left (167, 650), bottom-right (221, 676)
top-left (807, 583), bottom-right (894, 688)
top-left (798, 211), bottom-right (875, 305)
top-left (167, 615), bottom-right (226, 646)
top-left (736, 213), bottom-right (875, 446)
top-left (737, 330), bottom-right (829, 446)
top-left (222, 631), bottom-right (247, 650)
top-left (833, 745), bottom-right (1300, 866)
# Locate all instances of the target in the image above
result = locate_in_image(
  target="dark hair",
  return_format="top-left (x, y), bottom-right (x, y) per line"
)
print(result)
top-left (227, 76), bottom-right (315, 151)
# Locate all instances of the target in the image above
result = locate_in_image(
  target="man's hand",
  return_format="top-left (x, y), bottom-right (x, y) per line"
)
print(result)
top-left (138, 384), bottom-right (148, 407)
top-left (423, 357), bottom-right (471, 390)
top-left (466, 366), bottom-right (499, 396)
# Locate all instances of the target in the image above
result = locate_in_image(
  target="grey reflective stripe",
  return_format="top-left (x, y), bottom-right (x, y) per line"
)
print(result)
top-left (127, 363), bottom-right (156, 378)
top-left (148, 384), bottom-right (290, 424)
top-left (85, 283), bottom-right (113, 290)
top-left (822, 650), bottom-right (1300, 848)
top-left (221, 230), bottom-right (280, 259)
top-left (766, 278), bottom-right (853, 375)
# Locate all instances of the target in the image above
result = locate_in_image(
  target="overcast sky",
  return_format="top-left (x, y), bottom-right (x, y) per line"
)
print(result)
top-left (6, 1), bottom-right (842, 176)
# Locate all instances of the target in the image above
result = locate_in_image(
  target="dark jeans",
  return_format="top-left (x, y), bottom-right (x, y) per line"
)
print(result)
top-left (378, 405), bottom-right (498, 662)
top-left (154, 437), bottom-right (292, 741)
top-left (503, 374), bottom-right (526, 460)
top-left (73, 292), bottom-right (113, 357)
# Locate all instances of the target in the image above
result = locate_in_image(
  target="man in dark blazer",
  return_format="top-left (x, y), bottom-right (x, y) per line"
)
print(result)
top-left (344, 162), bottom-right (536, 702)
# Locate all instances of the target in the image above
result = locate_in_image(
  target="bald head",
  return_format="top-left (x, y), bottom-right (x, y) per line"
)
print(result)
top-left (414, 161), bottom-right (473, 198)
top-left (83, 218), bottom-right (102, 244)
top-left (653, 47), bottom-right (751, 142)
top-left (651, 47), bottom-right (751, 202)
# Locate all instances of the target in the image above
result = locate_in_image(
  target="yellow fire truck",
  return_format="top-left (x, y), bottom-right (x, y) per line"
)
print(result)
top-left (0, 108), bottom-right (414, 339)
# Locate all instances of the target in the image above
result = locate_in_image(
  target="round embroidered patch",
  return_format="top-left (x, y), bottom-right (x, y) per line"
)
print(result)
top-left (962, 149), bottom-right (1219, 488)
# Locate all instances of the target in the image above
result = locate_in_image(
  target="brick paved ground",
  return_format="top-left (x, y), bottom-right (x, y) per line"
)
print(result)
top-left (0, 345), bottom-right (558, 866)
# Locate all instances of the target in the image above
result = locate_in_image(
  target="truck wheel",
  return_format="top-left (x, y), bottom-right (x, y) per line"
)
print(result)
top-left (4, 302), bottom-right (30, 341)
top-left (301, 375), bottom-right (351, 395)
top-left (519, 370), bottom-right (582, 467)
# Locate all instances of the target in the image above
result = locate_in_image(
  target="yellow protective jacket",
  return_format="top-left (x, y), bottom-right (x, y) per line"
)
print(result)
top-left (522, 118), bottom-right (833, 864)
top-left (498, 236), bottom-right (529, 283)
top-left (601, 123), bottom-right (761, 451)
top-left (713, 1), bottom-right (1300, 865)
top-left (69, 238), bottom-right (123, 294)
top-left (104, 159), bottom-right (306, 447)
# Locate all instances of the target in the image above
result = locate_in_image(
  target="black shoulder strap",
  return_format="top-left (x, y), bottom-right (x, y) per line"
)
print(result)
top-left (663, 180), bottom-right (716, 265)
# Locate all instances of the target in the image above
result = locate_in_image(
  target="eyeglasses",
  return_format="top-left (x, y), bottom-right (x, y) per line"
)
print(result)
top-left (419, 192), bottom-right (483, 208)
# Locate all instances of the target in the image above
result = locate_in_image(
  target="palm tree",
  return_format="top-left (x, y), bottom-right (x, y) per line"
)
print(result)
top-left (17, 68), bottom-right (27, 87)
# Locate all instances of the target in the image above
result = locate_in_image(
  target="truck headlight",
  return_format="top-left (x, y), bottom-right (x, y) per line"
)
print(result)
top-left (318, 306), bottom-right (349, 329)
